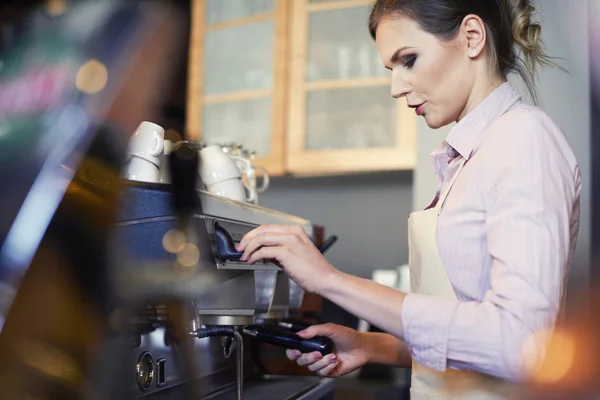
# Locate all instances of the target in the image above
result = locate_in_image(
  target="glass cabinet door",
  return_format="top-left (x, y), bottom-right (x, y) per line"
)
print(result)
top-left (286, 0), bottom-right (416, 174)
top-left (187, 0), bottom-right (288, 175)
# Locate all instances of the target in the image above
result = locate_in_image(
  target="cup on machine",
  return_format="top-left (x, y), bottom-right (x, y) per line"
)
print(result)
top-left (123, 121), bottom-right (165, 183)
top-left (238, 163), bottom-right (269, 204)
top-left (159, 139), bottom-right (174, 183)
top-left (206, 178), bottom-right (255, 203)
top-left (221, 146), bottom-right (269, 205)
top-left (199, 144), bottom-right (255, 203)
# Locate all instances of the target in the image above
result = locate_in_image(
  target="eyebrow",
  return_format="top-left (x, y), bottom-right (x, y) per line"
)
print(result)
top-left (390, 46), bottom-right (415, 64)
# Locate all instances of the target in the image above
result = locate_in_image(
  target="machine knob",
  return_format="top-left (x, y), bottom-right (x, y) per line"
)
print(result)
top-left (214, 222), bottom-right (244, 261)
top-left (136, 352), bottom-right (154, 391)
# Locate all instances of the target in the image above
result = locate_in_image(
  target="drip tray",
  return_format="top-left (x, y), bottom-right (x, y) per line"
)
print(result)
top-left (203, 375), bottom-right (335, 400)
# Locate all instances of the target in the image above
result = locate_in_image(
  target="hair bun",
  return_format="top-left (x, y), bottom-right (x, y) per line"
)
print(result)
top-left (504, 0), bottom-right (547, 72)
top-left (515, 21), bottom-right (542, 52)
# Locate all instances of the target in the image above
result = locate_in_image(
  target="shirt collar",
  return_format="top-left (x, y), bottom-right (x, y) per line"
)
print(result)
top-left (443, 81), bottom-right (521, 160)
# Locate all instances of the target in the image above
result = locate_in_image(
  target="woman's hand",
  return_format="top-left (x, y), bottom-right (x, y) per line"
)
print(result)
top-left (286, 323), bottom-right (370, 378)
top-left (236, 224), bottom-right (338, 294)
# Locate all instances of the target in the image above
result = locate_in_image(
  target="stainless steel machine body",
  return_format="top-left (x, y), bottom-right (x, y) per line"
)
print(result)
top-left (115, 182), bottom-right (333, 399)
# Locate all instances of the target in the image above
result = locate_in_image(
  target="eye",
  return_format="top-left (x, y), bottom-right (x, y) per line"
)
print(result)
top-left (402, 54), bottom-right (417, 69)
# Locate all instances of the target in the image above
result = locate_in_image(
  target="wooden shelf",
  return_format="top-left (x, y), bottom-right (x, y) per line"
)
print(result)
top-left (306, 0), bottom-right (372, 13)
top-left (203, 89), bottom-right (272, 104)
top-left (205, 13), bottom-right (274, 31)
top-left (306, 77), bottom-right (391, 91)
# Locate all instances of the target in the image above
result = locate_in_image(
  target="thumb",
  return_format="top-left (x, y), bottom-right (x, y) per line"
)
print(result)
top-left (297, 323), bottom-right (338, 339)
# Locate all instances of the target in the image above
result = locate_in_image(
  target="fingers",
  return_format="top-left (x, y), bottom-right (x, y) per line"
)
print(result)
top-left (297, 323), bottom-right (338, 340)
top-left (239, 233), bottom-right (297, 262)
top-left (286, 349), bottom-right (302, 361)
top-left (316, 360), bottom-right (339, 377)
top-left (244, 246), bottom-right (286, 265)
top-left (286, 350), bottom-right (339, 377)
top-left (296, 351), bottom-right (323, 367)
top-left (237, 224), bottom-right (307, 250)
top-left (307, 354), bottom-right (338, 372)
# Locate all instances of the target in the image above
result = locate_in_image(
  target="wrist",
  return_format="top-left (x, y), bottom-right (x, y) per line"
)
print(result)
top-left (359, 332), bottom-right (377, 365)
top-left (314, 265), bottom-right (345, 296)
top-left (361, 332), bottom-right (409, 368)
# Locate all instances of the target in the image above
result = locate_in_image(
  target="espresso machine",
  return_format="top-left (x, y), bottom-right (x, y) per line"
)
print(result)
top-left (0, 1), bottom-right (336, 398)
top-left (113, 142), bottom-right (337, 400)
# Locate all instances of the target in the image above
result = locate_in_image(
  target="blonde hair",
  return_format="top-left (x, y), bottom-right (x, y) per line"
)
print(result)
top-left (499, 0), bottom-right (563, 101)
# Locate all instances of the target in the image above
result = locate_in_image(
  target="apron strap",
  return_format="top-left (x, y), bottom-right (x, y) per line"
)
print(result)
top-left (435, 158), bottom-right (467, 215)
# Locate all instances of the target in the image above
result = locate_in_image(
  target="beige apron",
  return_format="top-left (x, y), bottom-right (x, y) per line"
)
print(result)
top-left (407, 159), bottom-right (516, 400)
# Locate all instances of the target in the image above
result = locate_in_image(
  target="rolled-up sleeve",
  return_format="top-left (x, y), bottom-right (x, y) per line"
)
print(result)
top-left (402, 293), bottom-right (458, 372)
top-left (401, 111), bottom-right (581, 381)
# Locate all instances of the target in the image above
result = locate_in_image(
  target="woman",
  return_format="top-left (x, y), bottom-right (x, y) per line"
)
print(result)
top-left (237, 0), bottom-right (582, 398)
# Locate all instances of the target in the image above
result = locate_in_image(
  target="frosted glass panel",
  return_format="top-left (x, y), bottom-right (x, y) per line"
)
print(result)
top-left (307, 7), bottom-right (389, 81)
top-left (306, 86), bottom-right (396, 149)
top-left (206, 0), bottom-right (274, 24)
top-left (204, 21), bottom-right (274, 95)
top-left (203, 98), bottom-right (271, 156)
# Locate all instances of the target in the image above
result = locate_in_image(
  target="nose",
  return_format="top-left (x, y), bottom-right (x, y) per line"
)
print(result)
top-left (390, 69), bottom-right (411, 98)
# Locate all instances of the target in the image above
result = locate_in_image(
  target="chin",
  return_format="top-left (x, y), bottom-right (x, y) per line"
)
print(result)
top-left (423, 114), bottom-right (452, 130)
top-left (423, 116), bottom-right (444, 129)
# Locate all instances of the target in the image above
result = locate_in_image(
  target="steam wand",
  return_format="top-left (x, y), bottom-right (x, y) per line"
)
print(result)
top-left (190, 326), bottom-right (244, 400)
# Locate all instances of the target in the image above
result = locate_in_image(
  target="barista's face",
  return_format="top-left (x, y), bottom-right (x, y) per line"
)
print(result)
top-left (375, 14), bottom-right (477, 128)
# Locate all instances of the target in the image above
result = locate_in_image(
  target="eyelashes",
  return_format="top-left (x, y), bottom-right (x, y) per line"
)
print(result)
top-left (402, 54), bottom-right (417, 69)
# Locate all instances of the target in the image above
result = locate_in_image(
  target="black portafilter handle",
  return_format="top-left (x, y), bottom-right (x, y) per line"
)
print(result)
top-left (243, 326), bottom-right (334, 356)
top-left (277, 321), bottom-right (311, 333)
top-left (168, 142), bottom-right (201, 218)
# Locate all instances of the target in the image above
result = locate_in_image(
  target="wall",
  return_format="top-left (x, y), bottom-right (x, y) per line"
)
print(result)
top-left (519, 0), bottom-right (590, 299)
top-left (259, 171), bottom-right (413, 281)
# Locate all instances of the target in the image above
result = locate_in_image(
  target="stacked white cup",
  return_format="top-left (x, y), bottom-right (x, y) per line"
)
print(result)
top-left (123, 121), bottom-right (165, 183)
top-left (237, 162), bottom-right (269, 204)
top-left (159, 139), bottom-right (174, 183)
top-left (199, 144), bottom-right (255, 203)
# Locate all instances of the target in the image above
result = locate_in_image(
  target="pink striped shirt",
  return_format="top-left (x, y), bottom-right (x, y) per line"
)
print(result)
top-left (401, 82), bottom-right (582, 381)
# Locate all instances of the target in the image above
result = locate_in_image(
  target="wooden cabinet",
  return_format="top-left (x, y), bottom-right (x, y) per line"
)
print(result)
top-left (287, 0), bottom-right (416, 174)
top-left (187, 0), bottom-right (416, 176)
top-left (187, 0), bottom-right (288, 175)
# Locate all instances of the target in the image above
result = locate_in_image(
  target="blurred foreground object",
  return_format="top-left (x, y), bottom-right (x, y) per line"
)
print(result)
top-left (0, 1), bottom-right (186, 398)
top-left (516, 284), bottom-right (600, 400)
top-left (0, 2), bottom-right (336, 399)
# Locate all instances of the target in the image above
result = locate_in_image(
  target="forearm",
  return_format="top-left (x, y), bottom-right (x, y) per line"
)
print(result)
top-left (363, 332), bottom-right (412, 368)
top-left (318, 270), bottom-right (407, 339)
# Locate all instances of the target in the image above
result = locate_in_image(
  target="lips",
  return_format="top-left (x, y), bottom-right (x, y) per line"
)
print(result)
top-left (408, 102), bottom-right (426, 116)
top-left (416, 104), bottom-right (425, 116)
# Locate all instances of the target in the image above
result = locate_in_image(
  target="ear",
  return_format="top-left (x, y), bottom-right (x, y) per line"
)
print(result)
top-left (460, 14), bottom-right (486, 58)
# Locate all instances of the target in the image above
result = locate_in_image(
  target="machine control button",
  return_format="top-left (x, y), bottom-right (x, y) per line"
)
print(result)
top-left (156, 358), bottom-right (167, 387)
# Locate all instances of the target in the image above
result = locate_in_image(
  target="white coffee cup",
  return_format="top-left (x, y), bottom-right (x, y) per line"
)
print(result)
top-left (243, 165), bottom-right (270, 193)
top-left (123, 156), bottom-right (160, 183)
top-left (207, 178), bottom-right (256, 203)
top-left (126, 121), bottom-right (165, 167)
top-left (199, 144), bottom-right (244, 186)
top-left (159, 139), bottom-right (173, 183)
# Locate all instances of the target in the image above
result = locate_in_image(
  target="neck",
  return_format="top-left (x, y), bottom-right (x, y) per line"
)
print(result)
top-left (456, 74), bottom-right (506, 122)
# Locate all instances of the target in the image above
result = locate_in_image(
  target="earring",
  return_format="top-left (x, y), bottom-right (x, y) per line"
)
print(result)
top-left (468, 49), bottom-right (477, 58)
